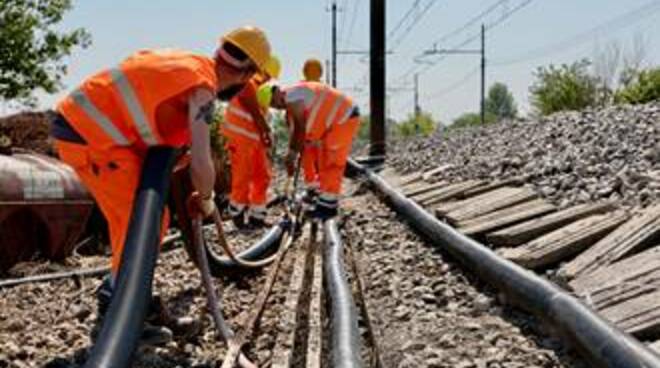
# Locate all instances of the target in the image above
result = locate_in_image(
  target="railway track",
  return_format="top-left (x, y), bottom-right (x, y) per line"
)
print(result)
top-left (375, 163), bottom-right (660, 347)
top-left (2, 161), bottom-right (660, 367)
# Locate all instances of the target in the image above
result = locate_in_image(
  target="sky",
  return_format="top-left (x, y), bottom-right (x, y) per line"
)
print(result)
top-left (21, 0), bottom-right (660, 123)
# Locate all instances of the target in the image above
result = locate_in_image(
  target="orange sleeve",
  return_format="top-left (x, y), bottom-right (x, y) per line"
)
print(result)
top-left (238, 81), bottom-right (266, 124)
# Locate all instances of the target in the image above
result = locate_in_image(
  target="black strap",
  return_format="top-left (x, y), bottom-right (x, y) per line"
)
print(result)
top-left (349, 106), bottom-right (360, 118)
top-left (51, 114), bottom-right (87, 144)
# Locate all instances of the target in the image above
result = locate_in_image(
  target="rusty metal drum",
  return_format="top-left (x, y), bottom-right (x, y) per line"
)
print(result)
top-left (0, 152), bottom-right (94, 272)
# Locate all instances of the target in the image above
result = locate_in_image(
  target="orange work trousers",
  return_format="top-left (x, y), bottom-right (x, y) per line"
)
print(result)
top-left (301, 144), bottom-right (320, 190)
top-left (55, 140), bottom-right (170, 275)
top-left (225, 136), bottom-right (272, 215)
top-left (311, 116), bottom-right (360, 198)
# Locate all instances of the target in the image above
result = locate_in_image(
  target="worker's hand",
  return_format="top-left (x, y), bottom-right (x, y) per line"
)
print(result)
top-left (187, 191), bottom-right (216, 219)
top-left (261, 130), bottom-right (273, 148)
top-left (285, 150), bottom-right (297, 177)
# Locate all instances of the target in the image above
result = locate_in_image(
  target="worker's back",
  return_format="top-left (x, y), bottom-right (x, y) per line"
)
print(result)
top-left (284, 81), bottom-right (355, 140)
top-left (57, 49), bottom-right (217, 151)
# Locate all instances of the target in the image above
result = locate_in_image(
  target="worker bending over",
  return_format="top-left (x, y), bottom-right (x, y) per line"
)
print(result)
top-left (51, 26), bottom-right (273, 343)
top-left (296, 58), bottom-right (325, 196)
top-left (222, 57), bottom-right (281, 229)
top-left (260, 81), bottom-right (360, 220)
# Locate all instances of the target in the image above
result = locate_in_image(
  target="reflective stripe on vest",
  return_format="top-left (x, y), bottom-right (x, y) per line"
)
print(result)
top-left (223, 122), bottom-right (260, 141)
top-left (306, 89), bottom-right (328, 133)
top-left (226, 104), bottom-right (255, 122)
top-left (336, 105), bottom-right (354, 125)
top-left (70, 68), bottom-right (160, 146)
top-left (70, 89), bottom-right (130, 146)
top-left (325, 97), bottom-right (344, 130)
top-left (109, 68), bottom-right (159, 146)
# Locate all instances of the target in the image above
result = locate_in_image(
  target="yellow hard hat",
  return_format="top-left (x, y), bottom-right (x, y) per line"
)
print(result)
top-left (263, 55), bottom-right (281, 79)
top-left (256, 84), bottom-right (274, 109)
top-left (303, 58), bottom-right (323, 81)
top-left (222, 26), bottom-right (272, 72)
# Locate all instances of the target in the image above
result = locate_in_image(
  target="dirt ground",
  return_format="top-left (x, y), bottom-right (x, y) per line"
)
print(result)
top-left (0, 225), bottom-right (284, 368)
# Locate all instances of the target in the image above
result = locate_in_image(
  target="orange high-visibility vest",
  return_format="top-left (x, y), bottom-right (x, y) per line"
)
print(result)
top-left (57, 49), bottom-right (218, 150)
top-left (222, 79), bottom-right (264, 142)
top-left (287, 81), bottom-right (355, 141)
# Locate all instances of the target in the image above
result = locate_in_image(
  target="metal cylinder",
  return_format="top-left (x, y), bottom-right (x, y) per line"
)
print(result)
top-left (0, 153), bottom-right (93, 271)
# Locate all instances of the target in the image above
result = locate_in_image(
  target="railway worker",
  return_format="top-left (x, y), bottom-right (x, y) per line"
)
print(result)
top-left (296, 58), bottom-right (325, 200)
top-left (51, 26), bottom-right (273, 343)
top-left (258, 81), bottom-right (361, 220)
top-left (222, 56), bottom-right (281, 229)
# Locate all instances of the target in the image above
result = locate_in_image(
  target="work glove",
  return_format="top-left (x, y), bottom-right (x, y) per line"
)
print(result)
top-left (285, 150), bottom-right (298, 177)
top-left (261, 130), bottom-right (273, 148)
top-left (187, 191), bottom-right (216, 219)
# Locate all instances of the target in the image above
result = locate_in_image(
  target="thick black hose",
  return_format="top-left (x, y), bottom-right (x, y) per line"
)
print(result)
top-left (192, 218), bottom-right (256, 368)
top-left (84, 147), bottom-right (177, 368)
top-left (323, 219), bottom-right (363, 368)
top-left (206, 219), bottom-right (289, 276)
top-left (169, 164), bottom-right (287, 275)
top-left (349, 159), bottom-right (660, 368)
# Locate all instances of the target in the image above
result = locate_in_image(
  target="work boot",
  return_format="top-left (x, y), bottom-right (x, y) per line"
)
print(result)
top-left (246, 206), bottom-right (270, 229)
top-left (94, 276), bottom-right (177, 346)
top-left (302, 188), bottom-right (319, 206)
top-left (307, 205), bottom-right (338, 221)
top-left (247, 216), bottom-right (271, 229)
top-left (228, 203), bottom-right (248, 230)
top-left (307, 195), bottom-right (339, 221)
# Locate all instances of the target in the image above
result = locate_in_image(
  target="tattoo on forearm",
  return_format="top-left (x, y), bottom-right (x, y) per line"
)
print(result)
top-left (196, 101), bottom-right (215, 125)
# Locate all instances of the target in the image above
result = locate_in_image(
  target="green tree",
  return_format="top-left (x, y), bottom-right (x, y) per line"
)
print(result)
top-left (450, 111), bottom-right (496, 130)
top-left (485, 82), bottom-right (517, 120)
top-left (614, 67), bottom-right (660, 105)
top-left (395, 112), bottom-right (437, 137)
top-left (0, 0), bottom-right (91, 105)
top-left (529, 59), bottom-right (599, 116)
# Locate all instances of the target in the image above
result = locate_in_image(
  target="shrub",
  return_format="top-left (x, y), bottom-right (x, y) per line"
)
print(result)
top-left (529, 59), bottom-right (599, 115)
top-left (615, 67), bottom-right (660, 104)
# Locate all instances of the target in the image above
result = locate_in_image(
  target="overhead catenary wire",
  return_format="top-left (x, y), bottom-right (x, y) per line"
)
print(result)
top-left (420, 0), bottom-right (534, 74)
top-left (350, 0), bottom-right (440, 104)
top-left (428, 0), bottom-right (508, 50)
top-left (392, 0), bottom-right (534, 85)
top-left (424, 65), bottom-right (481, 100)
top-left (389, 0), bottom-right (439, 51)
top-left (387, 0), bottom-right (422, 43)
top-left (345, 0), bottom-right (362, 44)
top-left (390, 0), bottom-right (507, 85)
top-left (337, 0), bottom-right (350, 50)
top-left (491, 0), bottom-right (660, 66)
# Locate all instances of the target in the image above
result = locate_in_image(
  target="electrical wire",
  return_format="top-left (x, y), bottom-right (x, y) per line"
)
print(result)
top-left (424, 65), bottom-right (481, 100)
top-left (492, 0), bottom-right (660, 66)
